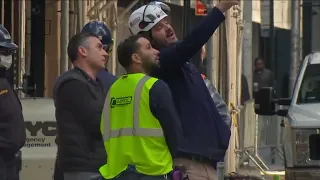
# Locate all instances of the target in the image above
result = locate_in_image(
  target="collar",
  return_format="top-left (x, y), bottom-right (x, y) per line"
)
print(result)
top-left (74, 66), bottom-right (100, 84)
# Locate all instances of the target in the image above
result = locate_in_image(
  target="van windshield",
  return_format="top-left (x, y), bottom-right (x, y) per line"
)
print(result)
top-left (297, 64), bottom-right (320, 104)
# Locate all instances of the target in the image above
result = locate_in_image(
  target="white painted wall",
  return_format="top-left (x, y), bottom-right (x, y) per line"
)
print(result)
top-left (252, 0), bottom-right (291, 30)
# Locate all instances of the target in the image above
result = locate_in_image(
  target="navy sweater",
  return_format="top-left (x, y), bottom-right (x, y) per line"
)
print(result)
top-left (151, 7), bottom-right (231, 161)
top-left (97, 69), bottom-right (117, 94)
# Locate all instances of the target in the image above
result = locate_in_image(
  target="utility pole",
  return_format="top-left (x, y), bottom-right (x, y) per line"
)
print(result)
top-left (242, 0), bottom-right (253, 99)
top-left (205, 0), bottom-right (217, 84)
top-left (289, 0), bottom-right (301, 96)
top-left (18, 0), bottom-right (26, 97)
top-left (110, 1), bottom-right (118, 75)
top-left (268, 0), bottom-right (276, 165)
top-left (60, 0), bottom-right (69, 74)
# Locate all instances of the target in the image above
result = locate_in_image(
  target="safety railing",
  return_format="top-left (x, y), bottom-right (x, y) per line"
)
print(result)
top-left (238, 100), bottom-right (285, 176)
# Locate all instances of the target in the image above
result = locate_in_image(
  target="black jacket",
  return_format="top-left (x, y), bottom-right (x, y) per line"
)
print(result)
top-left (53, 67), bottom-right (107, 172)
top-left (0, 69), bottom-right (26, 156)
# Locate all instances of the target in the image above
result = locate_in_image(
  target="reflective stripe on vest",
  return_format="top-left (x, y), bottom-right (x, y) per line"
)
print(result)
top-left (102, 75), bottom-right (164, 141)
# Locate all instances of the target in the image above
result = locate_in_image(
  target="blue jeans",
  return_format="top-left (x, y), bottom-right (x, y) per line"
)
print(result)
top-left (112, 171), bottom-right (169, 180)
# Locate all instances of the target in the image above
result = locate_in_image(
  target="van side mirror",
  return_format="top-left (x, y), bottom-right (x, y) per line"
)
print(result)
top-left (254, 87), bottom-right (276, 116)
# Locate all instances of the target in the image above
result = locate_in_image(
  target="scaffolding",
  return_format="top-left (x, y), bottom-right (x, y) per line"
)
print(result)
top-left (83, 0), bottom-right (138, 75)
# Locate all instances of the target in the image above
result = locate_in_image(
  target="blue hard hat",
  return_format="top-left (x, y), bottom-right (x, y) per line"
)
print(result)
top-left (81, 21), bottom-right (113, 46)
top-left (0, 24), bottom-right (18, 50)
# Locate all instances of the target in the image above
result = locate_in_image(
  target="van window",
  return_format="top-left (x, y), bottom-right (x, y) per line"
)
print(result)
top-left (297, 64), bottom-right (320, 104)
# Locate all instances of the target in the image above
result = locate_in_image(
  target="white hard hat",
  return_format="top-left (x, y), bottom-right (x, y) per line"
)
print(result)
top-left (128, 5), bottom-right (168, 35)
top-left (148, 1), bottom-right (171, 13)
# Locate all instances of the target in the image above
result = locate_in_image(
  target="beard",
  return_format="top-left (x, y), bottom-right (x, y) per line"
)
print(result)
top-left (141, 58), bottom-right (159, 74)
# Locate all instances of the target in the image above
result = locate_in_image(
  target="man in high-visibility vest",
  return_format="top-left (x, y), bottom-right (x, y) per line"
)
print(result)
top-left (100, 34), bottom-right (183, 180)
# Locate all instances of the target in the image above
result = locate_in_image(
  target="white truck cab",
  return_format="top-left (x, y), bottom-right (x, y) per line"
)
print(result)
top-left (254, 52), bottom-right (320, 180)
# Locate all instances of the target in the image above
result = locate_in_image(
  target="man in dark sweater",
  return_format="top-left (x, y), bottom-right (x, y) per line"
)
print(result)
top-left (53, 21), bottom-right (116, 180)
top-left (53, 33), bottom-right (108, 180)
top-left (128, 1), bottom-right (238, 179)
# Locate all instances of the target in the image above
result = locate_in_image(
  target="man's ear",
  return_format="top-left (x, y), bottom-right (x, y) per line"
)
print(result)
top-left (78, 46), bottom-right (87, 57)
top-left (131, 53), bottom-right (141, 64)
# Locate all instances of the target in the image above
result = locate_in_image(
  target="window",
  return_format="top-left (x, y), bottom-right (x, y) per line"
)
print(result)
top-left (297, 64), bottom-right (320, 104)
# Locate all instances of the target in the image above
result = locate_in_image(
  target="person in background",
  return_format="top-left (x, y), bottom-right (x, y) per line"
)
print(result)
top-left (53, 33), bottom-right (108, 180)
top-left (99, 34), bottom-right (183, 180)
top-left (253, 57), bottom-right (275, 98)
top-left (129, 1), bottom-right (237, 179)
top-left (0, 24), bottom-right (26, 180)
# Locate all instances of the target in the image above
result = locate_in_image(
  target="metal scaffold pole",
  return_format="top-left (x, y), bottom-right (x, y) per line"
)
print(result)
top-left (77, 1), bottom-right (83, 32)
top-left (60, 0), bottom-right (69, 74)
top-left (289, 0), bottom-right (301, 96)
top-left (242, 0), bottom-right (252, 98)
top-left (18, 0), bottom-right (26, 97)
top-left (205, 0), bottom-right (217, 83)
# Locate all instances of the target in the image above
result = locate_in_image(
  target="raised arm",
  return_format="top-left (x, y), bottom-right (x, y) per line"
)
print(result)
top-left (159, 1), bottom-right (238, 69)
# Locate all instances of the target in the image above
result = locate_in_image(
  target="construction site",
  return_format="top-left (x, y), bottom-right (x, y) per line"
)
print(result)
top-left (1, 0), bottom-right (320, 179)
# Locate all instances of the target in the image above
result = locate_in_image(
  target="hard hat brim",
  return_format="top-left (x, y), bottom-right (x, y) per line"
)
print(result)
top-left (0, 42), bottom-right (18, 50)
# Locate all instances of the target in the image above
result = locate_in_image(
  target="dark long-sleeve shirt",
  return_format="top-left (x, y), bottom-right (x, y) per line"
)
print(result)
top-left (149, 80), bottom-right (183, 157)
top-left (53, 67), bottom-right (107, 171)
top-left (0, 71), bottom-right (25, 155)
top-left (56, 80), bottom-right (104, 139)
top-left (151, 7), bottom-right (231, 160)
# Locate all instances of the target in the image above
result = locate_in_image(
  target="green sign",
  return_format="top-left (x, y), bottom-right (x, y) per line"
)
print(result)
top-left (110, 96), bottom-right (132, 108)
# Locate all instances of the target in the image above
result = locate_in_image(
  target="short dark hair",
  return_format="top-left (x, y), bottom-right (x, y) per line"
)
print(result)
top-left (254, 57), bottom-right (264, 64)
top-left (117, 34), bottom-right (142, 69)
top-left (67, 32), bottom-right (99, 63)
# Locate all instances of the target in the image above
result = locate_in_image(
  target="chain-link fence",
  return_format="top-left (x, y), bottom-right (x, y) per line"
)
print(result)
top-left (238, 100), bottom-right (285, 174)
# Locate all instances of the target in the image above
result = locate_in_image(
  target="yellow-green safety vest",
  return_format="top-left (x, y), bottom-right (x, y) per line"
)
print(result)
top-left (99, 73), bottom-right (173, 179)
